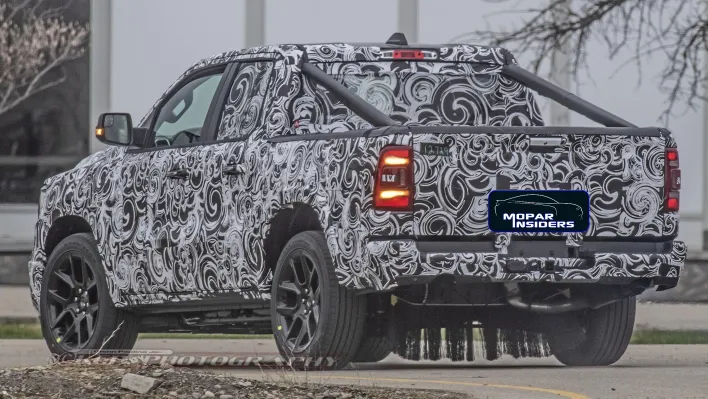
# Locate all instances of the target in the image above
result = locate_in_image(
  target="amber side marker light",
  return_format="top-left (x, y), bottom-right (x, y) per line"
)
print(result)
top-left (95, 128), bottom-right (104, 137)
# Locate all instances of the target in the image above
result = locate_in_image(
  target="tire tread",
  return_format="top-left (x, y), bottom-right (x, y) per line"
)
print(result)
top-left (549, 296), bottom-right (636, 366)
top-left (353, 335), bottom-right (393, 363)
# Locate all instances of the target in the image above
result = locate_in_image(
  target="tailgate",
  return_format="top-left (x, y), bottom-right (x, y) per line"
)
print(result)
top-left (411, 126), bottom-right (669, 240)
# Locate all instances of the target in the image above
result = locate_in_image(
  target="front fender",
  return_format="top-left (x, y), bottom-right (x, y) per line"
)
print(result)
top-left (28, 147), bottom-right (126, 310)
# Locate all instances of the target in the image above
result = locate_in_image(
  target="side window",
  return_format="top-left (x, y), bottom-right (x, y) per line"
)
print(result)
top-left (151, 71), bottom-right (224, 147)
top-left (217, 61), bottom-right (275, 141)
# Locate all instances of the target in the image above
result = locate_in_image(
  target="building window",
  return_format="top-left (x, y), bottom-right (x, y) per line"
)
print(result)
top-left (0, 0), bottom-right (90, 204)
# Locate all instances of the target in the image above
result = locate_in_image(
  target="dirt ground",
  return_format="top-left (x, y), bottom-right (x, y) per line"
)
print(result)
top-left (0, 358), bottom-right (469, 399)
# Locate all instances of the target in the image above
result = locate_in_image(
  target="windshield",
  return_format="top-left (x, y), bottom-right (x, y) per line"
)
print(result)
top-left (294, 62), bottom-right (538, 132)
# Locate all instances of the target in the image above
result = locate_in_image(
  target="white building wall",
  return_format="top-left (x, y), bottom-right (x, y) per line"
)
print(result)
top-left (265, 0), bottom-right (398, 44)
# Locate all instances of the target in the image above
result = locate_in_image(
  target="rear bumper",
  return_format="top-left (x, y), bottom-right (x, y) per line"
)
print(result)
top-left (360, 238), bottom-right (686, 291)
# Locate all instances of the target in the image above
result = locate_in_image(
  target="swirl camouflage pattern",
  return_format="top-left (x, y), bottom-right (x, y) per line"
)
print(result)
top-left (28, 43), bottom-right (685, 309)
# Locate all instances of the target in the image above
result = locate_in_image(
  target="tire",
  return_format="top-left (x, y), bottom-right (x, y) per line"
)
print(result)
top-left (39, 233), bottom-right (139, 360)
top-left (547, 296), bottom-right (636, 366)
top-left (270, 231), bottom-right (366, 370)
top-left (353, 335), bottom-right (393, 363)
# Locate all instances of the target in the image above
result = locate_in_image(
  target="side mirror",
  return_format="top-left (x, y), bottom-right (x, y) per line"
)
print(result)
top-left (95, 113), bottom-right (145, 147)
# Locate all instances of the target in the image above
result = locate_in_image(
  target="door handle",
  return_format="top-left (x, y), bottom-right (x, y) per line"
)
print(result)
top-left (223, 163), bottom-right (246, 176)
top-left (528, 136), bottom-right (563, 153)
top-left (166, 169), bottom-right (189, 179)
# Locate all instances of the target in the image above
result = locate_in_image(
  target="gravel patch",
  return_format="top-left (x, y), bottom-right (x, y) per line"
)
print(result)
top-left (0, 358), bottom-right (469, 399)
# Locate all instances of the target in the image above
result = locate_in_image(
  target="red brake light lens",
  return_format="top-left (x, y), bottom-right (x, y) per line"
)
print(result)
top-left (666, 197), bottom-right (679, 212)
top-left (664, 148), bottom-right (680, 212)
top-left (374, 146), bottom-right (414, 211)
top-left (392, 50), bottom-right (425, 59)
top-left (381, 49), bottom-right (438, 61)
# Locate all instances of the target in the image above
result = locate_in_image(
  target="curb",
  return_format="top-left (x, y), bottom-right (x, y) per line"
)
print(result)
top-left (0, 316), bottom-right (38, 325)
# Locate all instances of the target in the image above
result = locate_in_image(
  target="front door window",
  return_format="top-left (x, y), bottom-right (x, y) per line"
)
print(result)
top-left (152, 72), bottom-right (223, 147)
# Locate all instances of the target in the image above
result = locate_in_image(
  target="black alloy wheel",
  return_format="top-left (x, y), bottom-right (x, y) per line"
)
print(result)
top-left (275, 250), bottom-right (321, 352)
top-left (45, 252), bottom-right (100, 351)
top-left (40, 233), bottom-right (140, 359)
top-left (270, 231), bottom-right (366, 370)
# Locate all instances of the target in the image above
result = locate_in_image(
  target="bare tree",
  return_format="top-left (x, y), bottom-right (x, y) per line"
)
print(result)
top-left (454, 0), bottom-right (706, 123)
top-left (0, 0), bottom-right (89, 117)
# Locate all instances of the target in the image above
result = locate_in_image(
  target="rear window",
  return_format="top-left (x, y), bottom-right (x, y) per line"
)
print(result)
top-left (291, 61), bottom-right (541, 133)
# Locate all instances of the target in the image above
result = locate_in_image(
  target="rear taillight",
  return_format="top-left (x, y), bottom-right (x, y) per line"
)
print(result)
top-left (664, 148), bottom-right (681, 212)
top-left (374, 146), bottom-right (414, 211)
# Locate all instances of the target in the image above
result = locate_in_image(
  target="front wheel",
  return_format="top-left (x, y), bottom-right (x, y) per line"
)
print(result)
top-left (546, 296), bottom-right (636, 366)
top-left (39, 233), bottom-right (139, 360)
top-left (270, 231), bottom-right (366, 370)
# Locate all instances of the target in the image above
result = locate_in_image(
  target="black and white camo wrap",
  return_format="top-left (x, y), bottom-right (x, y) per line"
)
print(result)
top-left (28, 44), bottom-right (685, 309)
top-left (366, 239), bottom-right (686, 290)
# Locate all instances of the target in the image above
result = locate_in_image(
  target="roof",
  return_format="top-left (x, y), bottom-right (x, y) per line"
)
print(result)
top-left (136, 35), bottom-right (518, 128)
top-left (187, 39), bottom-right (516, 72)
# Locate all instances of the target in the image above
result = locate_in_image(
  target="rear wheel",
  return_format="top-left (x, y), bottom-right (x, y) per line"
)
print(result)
top-left (270, 231), bottom-right (366, 370)
top-left (353, 335), bottom-right (393, 363)
top-left (547, 296), bottom-right (636, 366)
top-left (39, 233), bottom-right (139, 360)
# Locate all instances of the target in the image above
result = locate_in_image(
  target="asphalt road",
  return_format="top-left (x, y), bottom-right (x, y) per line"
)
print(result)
top-left (1, 339), bottom-right (707, 399)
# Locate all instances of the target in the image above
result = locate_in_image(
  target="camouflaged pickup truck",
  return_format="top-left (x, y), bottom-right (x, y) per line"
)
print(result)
top-left (30, 33), bottom-right (685, 369)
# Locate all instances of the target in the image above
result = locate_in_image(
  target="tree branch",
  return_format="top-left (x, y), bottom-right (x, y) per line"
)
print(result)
top-left (456, 0), bottom-right (706, 124)
top-left (1, 70), bottom-right (68, 115)
top-left (0, 0), bottom-right (89, 117)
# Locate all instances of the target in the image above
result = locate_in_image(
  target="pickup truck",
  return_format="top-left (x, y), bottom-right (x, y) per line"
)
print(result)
top-left (29, 33), bottom-right (685, 369)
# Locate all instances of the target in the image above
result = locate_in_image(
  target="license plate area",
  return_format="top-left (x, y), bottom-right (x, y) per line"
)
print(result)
top-left (506, 240), bottom-right (567, 257)
top-left (502, 257), bottom-right (594, 273)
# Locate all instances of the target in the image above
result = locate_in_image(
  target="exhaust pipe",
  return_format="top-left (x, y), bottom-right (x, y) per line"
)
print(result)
top-left (504, 284), bottom-right (619, 314)
top-left (506, 295), bottom-right (591, 314)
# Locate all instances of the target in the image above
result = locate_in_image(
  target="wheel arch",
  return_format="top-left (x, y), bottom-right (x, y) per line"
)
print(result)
top-left (262, 203), bottom-right (324, 283)
top-left (44, 215), bottom-right (94, 260)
